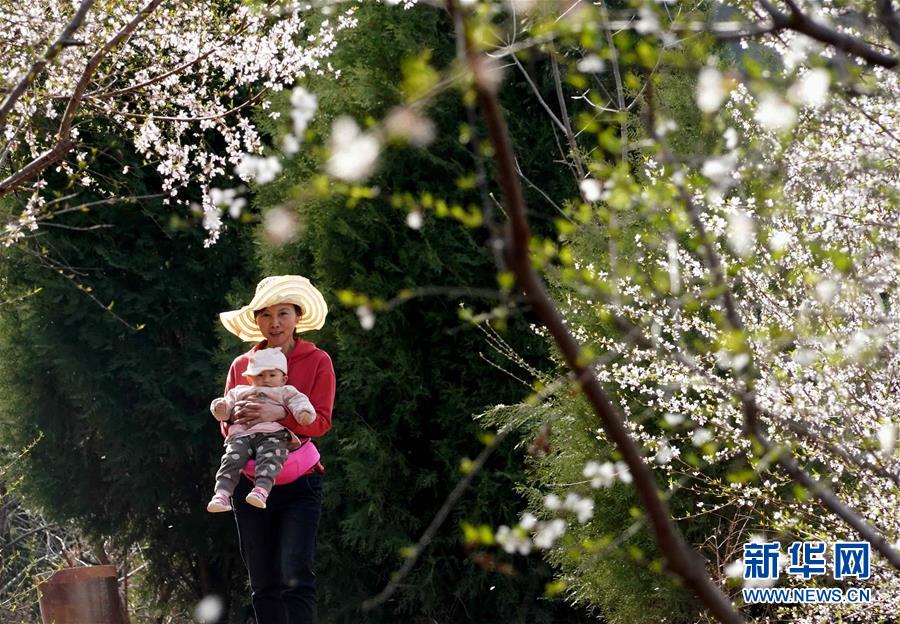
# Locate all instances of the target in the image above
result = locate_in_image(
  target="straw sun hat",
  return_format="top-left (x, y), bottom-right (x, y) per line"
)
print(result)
top-left (220, 275), bottom-right (328, 342)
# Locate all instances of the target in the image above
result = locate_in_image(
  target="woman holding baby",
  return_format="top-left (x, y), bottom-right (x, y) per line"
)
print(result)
top-left (215, 275), bottom-right (335, 624)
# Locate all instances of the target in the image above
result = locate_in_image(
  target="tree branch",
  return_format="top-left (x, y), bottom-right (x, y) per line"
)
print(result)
top-left (451, 2), bottom-right (745, 622)
top-left (0, 113), bottom-right (28, 173)
top-left (758, 0), bottom-right (898, 68)
top-left (88, 89), bottom-right (266, 123)
top-left (87, 21), bottom-right (251, 99)
top-left (362, 421), bottom-right (516, 611)
top-left (550, 56), bottom-right (587, 180)
top-left (750, 419), bottom-right (900, 567)
top-left (0, 0), bottom-right (94, 131)
top-left (662, 129), bottom-right (900, 570)
top-left (0, 139), bottom-right (76, 197)
top-left (57, 0), bottom-right (166, 140)
top-left (777, 414), bottom-right (900, 489)
top-left (877, 0), bottom-right (900, 48)
top-left (0, 0), bottom-right (165, 198)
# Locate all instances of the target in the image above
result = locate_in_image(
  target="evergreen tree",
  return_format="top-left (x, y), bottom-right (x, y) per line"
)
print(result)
top-left (0, 131), bottom-right (256, 619)
top-left (238, 4), bottom-right (593, 622)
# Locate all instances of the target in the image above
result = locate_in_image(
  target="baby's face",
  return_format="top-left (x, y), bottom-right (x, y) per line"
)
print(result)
top-left (248, 369), bottom-right (287, 387)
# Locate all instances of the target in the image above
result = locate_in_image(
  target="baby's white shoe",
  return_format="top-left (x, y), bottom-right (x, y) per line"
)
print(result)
top-left (245, 486), bottom-right (270, 509)
top-left (206, 492), bottom-right (232, 513)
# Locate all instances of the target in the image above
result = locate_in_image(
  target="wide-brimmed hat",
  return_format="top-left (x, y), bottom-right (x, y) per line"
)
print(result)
top-left (220, 275), bottom-right (328, 342)
top-left (244, 348), bottom-right (288, 376)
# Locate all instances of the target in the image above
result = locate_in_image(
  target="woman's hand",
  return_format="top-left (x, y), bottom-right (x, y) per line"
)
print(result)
top-left (231, 400), bottom-right (285, 428)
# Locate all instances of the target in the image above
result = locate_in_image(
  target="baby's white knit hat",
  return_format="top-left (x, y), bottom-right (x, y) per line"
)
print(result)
top-left (245, 348), bottom-right (288, 376)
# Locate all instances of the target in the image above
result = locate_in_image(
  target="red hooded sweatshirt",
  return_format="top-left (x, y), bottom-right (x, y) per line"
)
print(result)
top-left (219, 339), bottom-right (335, 441)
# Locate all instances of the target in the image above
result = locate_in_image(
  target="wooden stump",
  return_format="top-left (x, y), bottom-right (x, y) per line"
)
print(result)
top-left (37, 565), bottom-right (126, 624)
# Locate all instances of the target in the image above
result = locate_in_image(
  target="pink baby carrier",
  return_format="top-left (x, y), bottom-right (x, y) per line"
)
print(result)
top-left (241, 439), bottom-right (320, 485)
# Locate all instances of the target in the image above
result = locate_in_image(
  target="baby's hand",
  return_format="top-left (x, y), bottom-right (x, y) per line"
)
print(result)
top-left (213, 401), bottom-right (229, 421)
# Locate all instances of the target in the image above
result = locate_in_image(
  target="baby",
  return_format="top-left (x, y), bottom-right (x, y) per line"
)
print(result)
top-left (207, 348), bottom-right (315, 512)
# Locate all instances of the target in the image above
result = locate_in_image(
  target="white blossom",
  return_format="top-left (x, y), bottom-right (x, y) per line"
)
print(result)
top-left (326, 117), bottom-right (381, 182)
top-left (701, 153), bottom-right (737, 188)
top-left (263, 207), bottom-right (298, 246)
top-left (877, 421), bottom-right (897, 457)
top-left (385, 107), bottom-right (436, 147)
top-left (723, 127), bottom-right (738, 150)
top-left (724, 559), bottom-right (743, 578)
top-left (726, 209), bottom-right (755, 257)
top-left (696, 67), bottom-right (726, 113)
top-left (579, 178), bottom-right (603, 202)
top-left (495, 525), bottom-right (532, 555)
top-left (667, 238), bottom-right (681, 294)
top-left (533, 518), bottom-right (566, 549)
top-left (209, 187), bottom-right (246, 218)
top-left (755, 93), bottom-right (798, 131)
top-left (577, 54), bottom-right (605, 74)
top-left (664, 412), bottom-right (685, 426)
top-left (201, 203), bottom-right (223, 248)
top-left (615, 461), bottom-right (632, 484)
top-left (654, 438), bottom-right (675, 464)
top-left (788, 68), bottom-right (830, 108)
top-left (0, 1), bottom-right (359, 246)
top-left (356, 305), bottom-right (376, 330)
top-left (583, 460), bottom-right (616, 488)
top-left (194, 595), bottom-right (224, 624)
top-left (235, 155), bottom-right (282, 185)
top-left (814, 278), bottom-right (839, 304)
top-left (656, 118), bottom-right (678, 137)
top-left (406, 210), bottom-right (424, 230)
top-left (691, 427), bottom-right (712, 447)
top-left (282, 133), bottom-right (301, 156)
top-left (505, 0), bottom-right (539, 13)
top-left (635, 6), bottom-right (660, 34)
top-left (769, 229), bottom-right (792, 252)
top-left (290, 87), bottom-right (318, 137)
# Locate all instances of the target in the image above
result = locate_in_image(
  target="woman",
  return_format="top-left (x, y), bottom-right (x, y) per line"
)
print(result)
top-left (218, 275), bottom-right (335, 624)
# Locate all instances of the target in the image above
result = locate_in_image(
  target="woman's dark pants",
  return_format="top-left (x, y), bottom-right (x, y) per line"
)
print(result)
top-left (233, 473), bottom-right (322, 624)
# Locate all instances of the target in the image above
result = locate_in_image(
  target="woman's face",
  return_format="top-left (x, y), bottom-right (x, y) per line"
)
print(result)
top-left (255, 304), bottom-right (298, 350)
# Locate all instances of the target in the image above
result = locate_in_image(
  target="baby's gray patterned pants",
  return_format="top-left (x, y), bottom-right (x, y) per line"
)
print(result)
top-left (214, 430), bottom-right (291, 494)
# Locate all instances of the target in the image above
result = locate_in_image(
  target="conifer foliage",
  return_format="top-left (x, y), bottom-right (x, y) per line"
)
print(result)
top-left (0, 134), bottom-right (256, 617)
top-left (244, 4), bottom-right (591, 622)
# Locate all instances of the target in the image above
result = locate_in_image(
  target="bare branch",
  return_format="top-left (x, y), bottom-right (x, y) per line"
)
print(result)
top-left (0, 115), bottom-right (28, 173)
top-left (778, 416), bottom-right (900, 489)
top-left (751, 423), bottom-right (900, 568)
top-left (550, 56), bottom-right (587, 180)
top-left (362, 421), bottom-right (516, 611)
top-left (380, 286), bottom-right (526, 311)
top-left (362, 345), bottom-right (629, 611)
top-left (12, 243), bottom-right (144, 331)
top-left (36, 222), bottom-right (113, 232)
top-left (46, 193), bottom-right (166, 215)
top-left (508, 56), bottom-right (568, 136)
